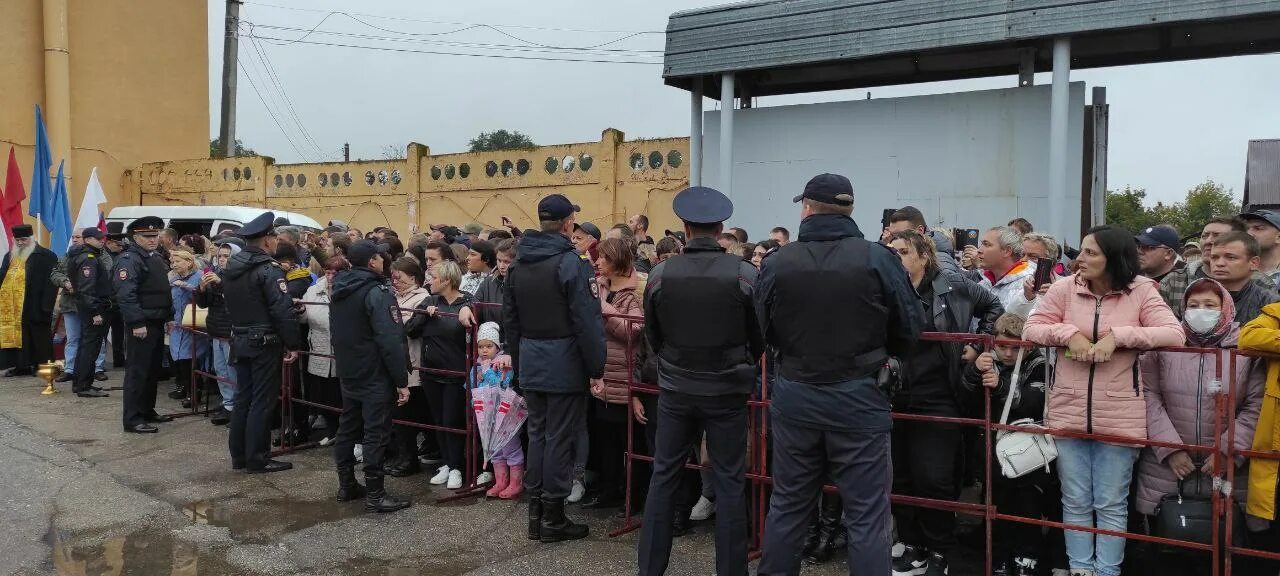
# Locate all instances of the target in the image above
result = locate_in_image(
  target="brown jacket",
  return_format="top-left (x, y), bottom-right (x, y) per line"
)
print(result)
top-left (595, 273), bottom-right (645, 405)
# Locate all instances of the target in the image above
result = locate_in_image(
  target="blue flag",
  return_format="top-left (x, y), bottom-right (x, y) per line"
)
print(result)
top-left (48, 161), bottom-right (72, 257)
top-left (30, 105), bottom-right (53, 221)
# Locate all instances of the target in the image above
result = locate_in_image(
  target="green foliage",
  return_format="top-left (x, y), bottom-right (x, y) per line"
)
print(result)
top-left (467, 130), bottom-right (536, 152)
top-left (1104, 180), bottom-right (1239, 238)
top-left (209, 138), bottom-right (257, 158)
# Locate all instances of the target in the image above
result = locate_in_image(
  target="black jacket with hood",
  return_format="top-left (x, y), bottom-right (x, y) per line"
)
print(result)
top-left (329, 266), bottom-right (409, 389)
top-left (221, 245), bottom-right (301, 352)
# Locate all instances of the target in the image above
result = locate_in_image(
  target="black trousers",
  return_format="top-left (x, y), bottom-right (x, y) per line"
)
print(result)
top-left (423, 377), bottom-right (465, 470)
top-left (334, 379), bottom-right (393, 479)
top-left (993, 468), bottom-right (1066, 566)
top-left (759, 419), bottom-right (893, 576)
top-left (122, 319), bottom-right (166, 429)
top-left (72, 317), bottom-right (109, 393)
top-left (524, 391), bottom-right (586, 501)
top-left (306, 372), bottom-right (341, 440)
top-left (589, 402), bottom-right (629, 498)
top-left (394, 386), bottom-right (428, 461)
top-left (891, 420), bottom-right (963, 554)
top-left (639, 391), bottom-right (749, 576)
top-left (228, 345), bottom-right (282, 470)
top-left (107, 309), bottom-right (126, 366)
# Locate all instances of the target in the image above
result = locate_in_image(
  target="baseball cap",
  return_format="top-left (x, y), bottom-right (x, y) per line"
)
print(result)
top-left (81, 227), bottom-right (104, 240)
top-left (1241, 209), bottom-right (1280, 231)
top-left (537, 194), bottom-right (580, 221)
top-left (574, 221), bottom-right (601, 241)
top-left (463, 222), bottom-right (483, 235)
top-left (793, 173), bottom-right (854, 206)
top-left (1134, 225), bottom-right (1180, 251)
top-left (347, 239), bottom-right (389, 268)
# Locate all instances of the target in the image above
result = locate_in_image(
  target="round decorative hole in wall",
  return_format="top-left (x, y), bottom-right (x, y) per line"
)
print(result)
top-left (391, 170), bottom-right (402, 185)
top-left (285, 174), bottom-right (295, 187)
top-left (274, 174), bottom-right (283, 188)
top-left (430, 165), bottom-right (442, 180)
top-left (243, 167), bottom-right (252, 180)
top-left (485, 161), bottom-right (498, 177)
top-left (629, 152), bottom-right (644, 171)
top-left (365, 171), bottom-right (375, 185)
top-left (342, 172), bottom-right (352, 186)
top-left (545, 157), bottom-right (558, 174)
top-left (648, 151), bottom-right (663, 169)
top-left (578, 154), bottom-right (593, 171)
top-left (377, 170), bottom-right (388, 185)
top-left (459, 163), bottom-right (470, 178)
top-left (319, 173), bottom-right (329, 186)
top-left (562, 155), bottom-right (576, 173)
top-left (500, 160), bottom-right (513, 177)
top-left (667, 150), bottom-right (683, 169)
top-left (330, 172), bottom-right (339, 187)
top-left (232, 167), bottom-right (241, 180)
top-left (444, 164), bottom-right (456, 179)
top-left (297, 174), bottom-right (306, 187)
top-left (516, 159), bottom-right (530, 176)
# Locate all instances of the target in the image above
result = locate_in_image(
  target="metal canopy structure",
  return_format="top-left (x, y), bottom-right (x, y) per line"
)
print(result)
top-left (665, 0), bottom-right (1280, 242)
top-left (663, 0), bottom-right (1280, 96)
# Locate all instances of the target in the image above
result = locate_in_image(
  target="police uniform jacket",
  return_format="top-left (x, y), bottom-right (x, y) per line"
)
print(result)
top-left (503, 231), bottom-right (605, 394)
top-left (644, 236), bottom-right (764, 396)
top-left (221, 245), bottom-right (301, 354)
top-left (113, 242), bottom-right (173, 328)
top-left (68, 243), bottom-right (114, 319)
top-left (329, 266), bottom-right (409, 389)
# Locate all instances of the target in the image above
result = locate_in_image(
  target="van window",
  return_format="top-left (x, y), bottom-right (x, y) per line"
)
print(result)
top-left (168, 219), bottom-right (212, 238)
top-left (216, 222), bottom-right (241, 235)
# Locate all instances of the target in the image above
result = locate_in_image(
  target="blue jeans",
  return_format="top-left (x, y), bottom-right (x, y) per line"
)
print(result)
top-left (211, 339), bottom-right (236, 411)
top-left (1055, 438), bottom-right (1140, 576)
top-left (63, 312), bottom-right (106, 374)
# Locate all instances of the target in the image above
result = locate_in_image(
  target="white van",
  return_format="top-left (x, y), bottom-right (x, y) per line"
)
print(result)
top-left (105, 206), bottom-right (321, 238)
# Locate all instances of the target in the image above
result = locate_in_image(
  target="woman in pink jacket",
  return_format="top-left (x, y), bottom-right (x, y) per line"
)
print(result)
top-left (1025, 225), bottom-right (1184, 576)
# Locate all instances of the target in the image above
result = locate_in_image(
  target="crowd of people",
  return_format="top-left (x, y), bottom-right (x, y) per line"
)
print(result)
top-left (12, 175), bottom-right (1280, 575)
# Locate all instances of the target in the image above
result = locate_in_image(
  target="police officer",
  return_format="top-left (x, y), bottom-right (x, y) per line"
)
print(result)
top-left (503, 194), bottom-right (605, 543)
top-left (222, 212), bottom-right (301, 473)
top-left (756, 174), bottom-right (924, 576)
top-left (329, 240), bottom-right (412, 513)
top-left (114, 216), bottom-right (174, 433)
top-left (636, 187), bottom-right (764, 576)
top-left (69, 228), bottom-right (113, 398)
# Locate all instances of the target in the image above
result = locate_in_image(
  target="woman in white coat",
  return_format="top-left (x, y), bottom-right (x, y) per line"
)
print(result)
top-left (300, 255), bottom-right (349, 445)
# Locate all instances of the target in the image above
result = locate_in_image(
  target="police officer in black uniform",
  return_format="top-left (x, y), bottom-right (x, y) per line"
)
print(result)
top-left (756, 174), bottom-right (924, 576)
top-left (222, 212), bottom-right (301, 473)
top-left (68, 227), bottom-right (113, 398)
top-left (329, 240), bottom-right (412, 513)
top-left (504, 194), bottom-right (606, 543)
top-left (114, 216), bottom-right (174, 433)
top-left (636, 186), bottom-right (764, 576)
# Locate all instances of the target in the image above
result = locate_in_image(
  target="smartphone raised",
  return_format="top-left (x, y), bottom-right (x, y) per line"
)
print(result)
top-left (1033, 257), bottom-right (1055, 290)
top-left (957, 228), bottom-right (981, 250)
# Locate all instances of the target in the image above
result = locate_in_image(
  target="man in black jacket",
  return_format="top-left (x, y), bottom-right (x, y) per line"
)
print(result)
top-left (637, 186), bottom-right (764, 576)
top-left (504, 194), bottom-right (606, 543)
top-left (222, 212), bottom-right (301, 473)
top-left (68, 228), bottom-right (112, 398)
top-left (474, 238), bottom-right (515, 347)
top-left (114, 217), bottom-right (174, 433)
top-left (756, 174), bottom-right (924, 576)
top-left (330, 240), bottom-right (412, 513)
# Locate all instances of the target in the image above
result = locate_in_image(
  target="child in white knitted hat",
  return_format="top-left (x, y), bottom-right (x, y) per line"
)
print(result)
top-left (470, 321), bottom-right (525, 499)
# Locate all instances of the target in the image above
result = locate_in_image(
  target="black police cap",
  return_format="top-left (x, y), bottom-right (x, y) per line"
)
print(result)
top-left (672, 186), bottom-right (733, 225)
top-left (237, 212), bottom-right (277, 239)
top-left (127, 216), bottom-right (165, 235)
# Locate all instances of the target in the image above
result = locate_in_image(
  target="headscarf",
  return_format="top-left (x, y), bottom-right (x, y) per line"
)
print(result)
top-left (1181, 277), bottom-right (1235, 347)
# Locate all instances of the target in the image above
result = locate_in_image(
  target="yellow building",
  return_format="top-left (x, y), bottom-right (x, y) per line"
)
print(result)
top-left (133, 131), bottom-right (692, 235)
top-left (0, 0), bottom-right (208, 222)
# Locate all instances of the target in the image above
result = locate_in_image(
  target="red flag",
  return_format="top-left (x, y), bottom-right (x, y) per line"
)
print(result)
top-left (3, 147), bottom-right (27, 244)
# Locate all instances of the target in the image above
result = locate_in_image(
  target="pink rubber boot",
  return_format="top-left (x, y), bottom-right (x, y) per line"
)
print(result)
top-left (499, 465), bottom-right (524, 500)
top-left (485, 462), bottom-right (509, 498)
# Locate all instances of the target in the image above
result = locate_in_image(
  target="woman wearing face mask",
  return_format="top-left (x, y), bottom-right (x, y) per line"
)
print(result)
top-left (1134, 278), bottom-right (1264, 575)
top-left (386, 257), bottom-right (433, 478)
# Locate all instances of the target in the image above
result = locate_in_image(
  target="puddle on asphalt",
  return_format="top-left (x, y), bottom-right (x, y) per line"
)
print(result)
top-left (49, 527), bottom-right (233, 576)
top-left (179, 496), bottom-right (363, 544)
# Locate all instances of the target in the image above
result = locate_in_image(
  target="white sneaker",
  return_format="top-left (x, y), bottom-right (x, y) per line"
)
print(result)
top-left (353, 444), bottom-right (363, 462)
top-left (892, 541), bottom-right (906, 558)
top-left (446, 469), bottom-right (463, 489)
top-left (567, 480), bottom-right (585, 503)
top-left (318, 436), bottom-right (333, 447)
top-left (689, 495), bottom-right (715, 521)
top-left (476, 471), bottom-right (494, 485)
top-left (429, 465), bottom-right (451, 485)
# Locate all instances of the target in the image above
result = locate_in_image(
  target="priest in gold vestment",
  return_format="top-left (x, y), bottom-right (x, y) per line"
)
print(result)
top-left (0, 225), bottom-right (58, 376)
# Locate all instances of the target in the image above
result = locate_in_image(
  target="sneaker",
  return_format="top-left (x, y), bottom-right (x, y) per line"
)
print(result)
top-left (418, 452), bottom-right (443, 466)
top-left (1051, 571), bottom-right (1072, 576)
top-left (1066, 571), bottom-right (1093, 576)
top-left (446, 469), bottom-right (463, 489)
top-left (55, 372), bottom-right (73, 383)
top-left (476, 471), bottom-right (494, 485)
top-left (892, 542), bottom-right (906, 558)
top-left (429, 465), bottom-right (451, 485)
top-left (353, 444), bottom-right (363, 463)
top-left (689, 495), bottom-right (716, 521)
top-left (923, 552), bottom-right (947, 576)
top-left (1011, 556), bottom-right (1038, 576)
top-left (567, 480), bottom-right (585, 504)
top-left (992, 559), bottom-right (1010, 576)
top-left (94, 371), bottom-right (108, 381)
top-left (318, 436), bottom-right (333, 447)
top-left (891, 545), bottom-right (929, 576)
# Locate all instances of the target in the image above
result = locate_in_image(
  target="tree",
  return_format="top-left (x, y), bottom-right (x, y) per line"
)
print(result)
top-left (209, 138), bottom-right (258, 159)
top-left (1104, 179), bottom-right (1241, 238)
top-left (467, 130), bottom-right (535, 152)
top-left (1180, 180), bottom-right (1239, 233)
top-left (1104, 186), bottom-right (1153, 235)
top-left (380, 145), bottom-right (405, 160)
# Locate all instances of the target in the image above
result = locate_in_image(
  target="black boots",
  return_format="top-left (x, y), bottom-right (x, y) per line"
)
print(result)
top-left (528, 497), bottom-right (543, 540)
top-left (336, 468), bottom-right (366, 502)
top-left (539, 498), bottom-right (589, 543)
top-left (363, 476), bottom-right (410, 513)
top-left (672, 507), bottom-right (693, 538)
top-left (805, 494), bottom-right (846, 564)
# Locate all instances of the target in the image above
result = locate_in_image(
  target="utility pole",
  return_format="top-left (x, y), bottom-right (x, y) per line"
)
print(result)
top-left (217, 0), bottom-right (242, 158)
top-left (343, 143), bottom-right (350, 162)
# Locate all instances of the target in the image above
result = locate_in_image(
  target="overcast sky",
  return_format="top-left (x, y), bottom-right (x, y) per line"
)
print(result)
top-left (207, 0), bottom-right (1280, 206)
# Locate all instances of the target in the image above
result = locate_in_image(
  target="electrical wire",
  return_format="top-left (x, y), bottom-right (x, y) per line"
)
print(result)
top-left (243, 32), bottom-right (331, 159)
top-left (237, 58), bottom-right (318, 163)
top-left (245, 33), bottom-right (662, 65)
top-left (245, 2), bottom-right (664, 35)
top-left (243, 21), bottom-right (664, 56)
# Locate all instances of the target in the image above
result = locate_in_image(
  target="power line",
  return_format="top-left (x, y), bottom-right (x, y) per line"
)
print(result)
top-left (237, 57), bottom-right (318, 162)
top-left (243, 32), bottom-right (331, 159)
top-left (245, 33), bottom-right (663, 65)
top-left (243, 21), bottom-right (664, 56)
top-left (245, 2), bottom-right (664, 35)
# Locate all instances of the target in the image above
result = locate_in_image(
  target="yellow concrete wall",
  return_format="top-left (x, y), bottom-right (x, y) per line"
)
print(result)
top-left (0, 0), bottom-right (208, 231)
top-left (135, 131), bottom-right (692, 235)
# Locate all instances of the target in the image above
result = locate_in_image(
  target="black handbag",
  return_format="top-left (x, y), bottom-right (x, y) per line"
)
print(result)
top-left (1151, 470), bottom-right (1244, 548)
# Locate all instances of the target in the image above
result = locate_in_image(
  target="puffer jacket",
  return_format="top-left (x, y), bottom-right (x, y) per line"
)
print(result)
top-left (1024, 274), bottom-right (1185, 441)
top-left (1240, 302), bottom-right (1280, 520)
top-left (596, 273), bottom-right (644, 405)
top-left (299, 277), bottom-right (335, 378)
top-left (979, 260), bottom-right (1038, 318)
top-left (396, 286), bottom-right (430, 387)
top-left (1135, 326), bottom-right (1265, 516)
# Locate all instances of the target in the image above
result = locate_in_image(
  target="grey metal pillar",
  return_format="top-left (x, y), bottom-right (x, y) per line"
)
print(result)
top-left (1049, 37), bottom-right (1071, 242)
top-left (690, 78), bottom-right (703, 187)
top-left (720, 72), bottom-right (735, 195)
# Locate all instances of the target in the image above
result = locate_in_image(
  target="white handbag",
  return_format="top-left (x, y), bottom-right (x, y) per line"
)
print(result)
top-left (994, 348), bottom-right (1058, 479)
